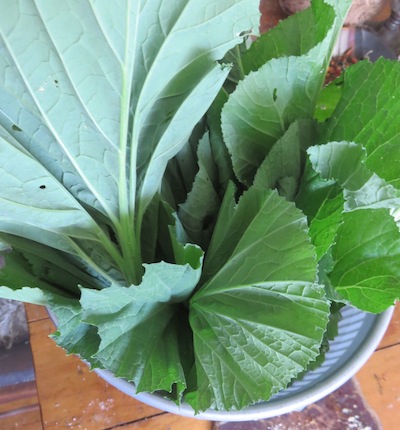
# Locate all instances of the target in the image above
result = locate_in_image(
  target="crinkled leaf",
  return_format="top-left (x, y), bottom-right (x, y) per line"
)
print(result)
top-left (305, 140), bottom-right (400, 310)
top-left (320, 59), bottom-right (400, 189)
top-left (189, 281), bottom-right (329, 411)
top-left (201, 187), bottom-right (317, 288)
top-left (308, 141), bottom-right (400, 212)
top-left (48, 296), bottom-right (102, 368)
top-left (80, 260), bottom-right (203, 395)
top-left (221, 0), bottom-right (352, 184)
top-left (189, 187), bottom-right (329, 411)
top-left (328, 209), bottom-right (400, 313)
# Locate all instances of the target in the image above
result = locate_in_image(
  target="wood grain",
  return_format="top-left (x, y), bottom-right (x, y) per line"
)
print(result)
top-left (24, 301), bottom-right (400, 429)
top-left (0, 405), bottom-right (43, 430)
top-left (0, 381), bottom-right (42, 430)
top-left (377, 303), bottom-right (400, 350)
top-left (356, 344), bottom-right (400, 430)
top-left (28, 313), bottom-right (211, 429)
top-left (112, 413), bottom-right (212, 430)
top-left (24, 303), bottom-right (49, 323)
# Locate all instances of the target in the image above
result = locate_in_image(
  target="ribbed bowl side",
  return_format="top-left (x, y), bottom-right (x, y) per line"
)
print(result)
top-left (94, 305), bottom-right (394, 421)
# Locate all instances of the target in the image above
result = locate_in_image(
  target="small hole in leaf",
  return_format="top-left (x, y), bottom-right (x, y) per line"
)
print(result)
top-left (12, 124), bottom-right (22, 132)
top-left (39, 185), bottom-right (46, 189)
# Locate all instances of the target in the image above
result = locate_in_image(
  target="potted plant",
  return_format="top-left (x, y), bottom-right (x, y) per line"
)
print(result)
top-left (0, 0), bottom-right (398, 420)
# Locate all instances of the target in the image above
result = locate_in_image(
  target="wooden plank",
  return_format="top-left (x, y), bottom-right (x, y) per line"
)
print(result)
top-left (355, 344), bottom-right (400, 430)
top-left (0, 380), bottom-right (42, 430)
top-left (377, 302), bottom-right (400, 350)
top-left (112, 413), bottom-right (212, 430)
top-left (24, 304), bottom-right (49, 323)
top-left (0, 404), bottom-right (43, 430)
top-left (28, 317), bottom-right (209, 430)
top-left (0, 381), bottom-right (39, 414)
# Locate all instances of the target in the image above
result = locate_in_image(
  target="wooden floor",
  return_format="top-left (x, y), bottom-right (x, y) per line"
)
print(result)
top-left (0, 303), bottom-right (398, 430)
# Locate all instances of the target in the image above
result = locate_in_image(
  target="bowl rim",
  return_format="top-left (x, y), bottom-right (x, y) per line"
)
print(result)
top-left (94, 306), bottom-right (395, 421)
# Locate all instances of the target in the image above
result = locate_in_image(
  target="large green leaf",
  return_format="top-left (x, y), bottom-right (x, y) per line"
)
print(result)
top-left (0, 0), bottom-right (260, 285)
top-left (189, 187), bottom-right (329, 411)
top-left (328, 209), bottom-right (400, 313)
top-left (0, 128), bottom-right (101, 239)
top-left (221, 0), bottom-right (352, 185)
top-left (201, 186), bottom-right (317, 288)
top-left (320, 59), bottom-right (400, 189)
top-left (308, 141), bottom-right (400, 213)
top-left (48, 296), bottom-right (102, 368)
top-left (80, 260), bottom-right (202, 395)
top-left (300, 140), bottom-right (400, 311)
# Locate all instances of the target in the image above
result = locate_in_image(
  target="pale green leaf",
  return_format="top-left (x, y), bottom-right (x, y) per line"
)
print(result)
top-left (308, 141), bottom-right (400, 212)
top-left (0, 0), bottom-right (260, 285)
top-left (0, 131), bottom-right (100, 241)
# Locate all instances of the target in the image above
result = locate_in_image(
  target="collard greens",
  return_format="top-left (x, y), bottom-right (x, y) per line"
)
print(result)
top-left (1, 0), bottom-right (400, 412)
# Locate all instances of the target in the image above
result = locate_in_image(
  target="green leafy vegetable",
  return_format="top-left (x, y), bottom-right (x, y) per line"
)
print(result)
top-left (1, 0), bottom-right (398, 414)
top-left (328, 209), bottom-right (400, 313)
top-left (189, 186), bottom-right (329, 410)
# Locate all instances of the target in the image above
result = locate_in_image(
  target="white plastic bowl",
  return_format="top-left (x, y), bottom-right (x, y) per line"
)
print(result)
top-left (94, 305), bottom-right (394, 421)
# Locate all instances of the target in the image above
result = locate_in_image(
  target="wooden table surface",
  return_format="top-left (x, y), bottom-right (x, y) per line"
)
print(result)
top-left (2, 302), bottom-right (400, 430)
top-left (19, 304), bottom-right (212, 430)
